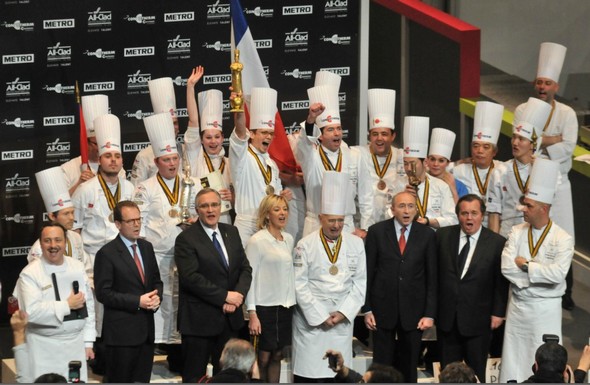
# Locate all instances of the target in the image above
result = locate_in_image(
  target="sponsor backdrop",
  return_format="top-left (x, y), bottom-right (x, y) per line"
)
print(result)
top-left (0, 0), bottom-right (359, 321)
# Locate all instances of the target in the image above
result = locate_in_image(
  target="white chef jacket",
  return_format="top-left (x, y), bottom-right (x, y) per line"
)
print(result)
top-left (28, 229), bottom-right (93, 283)
top-left (355, 144), bottom-right (406, 230)
top-left (245, 229), bottom-right (296, 311)
top-left (61, 156), bottom-right (126, 189)
top-left (295, 133), bottom-right (359, 237)
top-left (499, 221), bottom-right (574, 383)
top-left (488, 159), bottom-right (530, 237)
top-left (284, 131), bottom-right (307, 246)
top-left (292, 230), bottom-right (366, 378)
top-left (184, 125), bottom-right (232, 224)
top-left (16, 257), bottom-right (96, 382)
top-left (514, 100), bottom-right (577, 241)
top-left (229, 129), bottom-right (282, 245)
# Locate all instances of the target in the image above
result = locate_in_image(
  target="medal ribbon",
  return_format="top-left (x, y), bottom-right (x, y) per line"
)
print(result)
top-left (472, 163), bottom-right (494, 196)
top-left (97, 172), bottom-right (120, 211)
top-left (320, 231), bottom-right (342, 264)
top-left (528, 220), bottom-right (552, 259)
top-left (512, 160), bottom-right (529, 194)
top-left (157, 174), bottom-right (180, 206)
top-left (65, 237), bottom-right (72, 257)
top-left (248, 146), bottom-right (272, 185)
top-left (416, 177), bottom-right (429, 218)
top-left (203, 145), bottom-right (226, 174)
top-left (371, 150), bottom-right (392, 179)
top-left (541, 101), bottom-right (556, 133)
top-left (318, 146), bottom-right (342, 172)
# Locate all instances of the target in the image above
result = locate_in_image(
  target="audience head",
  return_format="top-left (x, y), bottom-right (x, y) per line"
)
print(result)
top-left (219, 338), bottom-right (256, 375)
top-left (364, 363), bottom-right (405, 383)
top-left (534, 341), bottom-right (568, 376)
top-left (34, 373), bottom-right (67, 383)
top-left (439, 361), bottom-right (478, 383)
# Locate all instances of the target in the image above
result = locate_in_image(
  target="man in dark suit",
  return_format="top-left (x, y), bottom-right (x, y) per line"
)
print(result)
top-left (436, 194), bottom-right (508, 382)
top-left (175, 187), bottom-right (252, 383)
top-left (363, 191), bottom-right (437, 382)
top-left (94, 200), bottom-right (163, 383)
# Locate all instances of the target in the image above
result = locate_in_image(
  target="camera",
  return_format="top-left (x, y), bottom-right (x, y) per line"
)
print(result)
top-left (542, 334), bottom-right (559, 343)
top-left (68, 360), bottom-right (82, 383)
top-left (327, 353), bottom-right (338, 369)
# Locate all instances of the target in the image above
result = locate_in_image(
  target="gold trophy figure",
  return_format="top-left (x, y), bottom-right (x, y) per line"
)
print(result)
top-left (230, 49), bottom-right (244, 112)
top-left (177, 144), bottom-right (195, 228)
top-left (407, 161), bottom-right (420, 190)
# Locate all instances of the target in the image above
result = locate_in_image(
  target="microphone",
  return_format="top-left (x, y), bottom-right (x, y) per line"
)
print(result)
top-left (73, 280), bottom-right (79, 294)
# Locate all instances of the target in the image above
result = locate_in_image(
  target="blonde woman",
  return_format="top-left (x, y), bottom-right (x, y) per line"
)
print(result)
top-left (245, 195), bottom-right (295, 383)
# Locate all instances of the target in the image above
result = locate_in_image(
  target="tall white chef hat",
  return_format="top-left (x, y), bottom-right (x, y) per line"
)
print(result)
top-left (321, 171), bottom-right (350, 216)
top-left (525, 158), bottom-right (559, 204)
top-left (148, 77), bottom-right (177, 117)
top-left (537, 42), bottom-right (567, 83)
top-left (94, 114), bottom-right (121, 156)
top-left (81, 94), bottom-right (109, 137)
top-left (513, 97), bottom-right (552, 147)
top-left (307, 85), bottom-right (340, 129)
top-left (429, 128), bottom-right (456, 160)
top-left (198, 89), bottom-right (223, 132)
top-left (36, 166), bottom-right (73, 213)
top-left (368, 88), bottom-right (396, 130)
top-left (143, 112), bottom-right (178, 158)
top-left (249, 87), bottom-right (277, 131)
top-left (472, 101), bottom-right (504, 145)
top-left (402, 116), bottom-right (430, 158)
top-left (314, 70), bottom-right (341, 90)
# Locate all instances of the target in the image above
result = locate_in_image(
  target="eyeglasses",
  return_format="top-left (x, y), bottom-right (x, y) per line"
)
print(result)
top-left (120, 218), bottom-right (141, 225)
top-left (197, 202), bottom-right (221, 209)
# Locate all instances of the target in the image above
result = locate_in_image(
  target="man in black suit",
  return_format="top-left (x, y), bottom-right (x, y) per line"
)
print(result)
top-left (94, 200), bottom-right (163, 383)
top-left (436, 194), bottom-right (508, 382)
top-left (363, 191), bottom-right (437, 382)
top-left (175, 187), bottom-right (252, 383)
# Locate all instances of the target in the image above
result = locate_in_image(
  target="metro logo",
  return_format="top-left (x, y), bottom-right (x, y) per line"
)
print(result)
top-left (164, 12), bottom-right (194, 22)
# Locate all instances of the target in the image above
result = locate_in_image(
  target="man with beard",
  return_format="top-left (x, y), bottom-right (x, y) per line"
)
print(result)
top-left (133, 112), bottom-right (200, 372)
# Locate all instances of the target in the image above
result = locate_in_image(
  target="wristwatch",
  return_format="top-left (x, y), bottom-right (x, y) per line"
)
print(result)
top-left (520, 261), bottom-right (529, 272)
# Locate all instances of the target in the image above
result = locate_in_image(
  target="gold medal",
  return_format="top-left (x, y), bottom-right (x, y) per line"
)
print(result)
top-left (377, 179), bottom-right (386, 190)
top-left (108, 212), bottom-right (114, 223)
top-left (265, 185), bottom-right (275, 195)
top-left (329, 264), bottom-right (339, 275)
top-left (169, 208), bottom-right (179, 218)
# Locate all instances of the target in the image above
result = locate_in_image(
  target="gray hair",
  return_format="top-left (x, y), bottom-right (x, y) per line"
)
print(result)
top-left (219, 338), bottom-right (256, 374)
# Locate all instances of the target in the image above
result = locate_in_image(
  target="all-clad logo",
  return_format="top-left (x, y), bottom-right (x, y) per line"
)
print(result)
top-left (124, 13), bottom-right (156, 24)
top-left (46, 138), bottom-right (71, 157)
top-left (281, 68), bottom-right (312, 79)
top-left (204, 74), bottom-right (232, 85)
top-left (84, 48), bottom-right (115, 60)
top-left (286, 121), bottom-right (301, 135)
top-left (2, 20), bottom-right (34, 31)
top-left (164, 12), bottom-right (194, 22)
top-left (207, 1), bottom-right (230, 19)
top-left (43, 83), bottom-right (75, 94)
top-left (5, 78), bottom-right (30, 98)
top-left (127, 70), bottom-right (151, 90)
top-left (124, 110), bottom-right (152, 120)
top-left (2, 54), bottom-right (34, 64)
top-left (5, 173), bottom-right (30, 193)
top-left (2, 117), bottom-right (34, 129)
top-left (43, 115), bottom-right (75, 126)
top-left (47, 42), bottom-right (71, 63)
top-left (320, 34), bottom-right (351, 45)
top-left (255, 39), bottom-right (273, 49)
top-left (43, 19), bottom-right (75, 29)
top-left (244, 7), bottom-right (274, 17)
top-left (123, 142), bottom-right (150, 152)
top-left (325, 0), bottom-right (348, 13)
top-left (282, 5), bottom-right (313, 15)
top-left (2, 150), bottom-right (34, 160)
top-left (1, 214), bottom-right (34, 224)
top-left (281, 100), bottom-right (310, 111)
top-left (285, 28), bottom-right (308, 47)
top-left (88, 8), bottom-right (112, 27)
top-left (84, 81), bottom-right (115, 92)
top-left (168, 35), bottom-right (191, 54)
top-left (202, 41), bottom-right (231, 52)
top-left (320, 66), bottom-right (350, 76)
top-left (124, 46), bottom-right (155, 57)
top-left (2, 247), bottom-right (32, 257)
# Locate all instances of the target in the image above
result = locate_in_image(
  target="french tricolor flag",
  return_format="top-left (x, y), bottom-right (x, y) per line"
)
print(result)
top-left (230, 0), bottom-right (297, 173)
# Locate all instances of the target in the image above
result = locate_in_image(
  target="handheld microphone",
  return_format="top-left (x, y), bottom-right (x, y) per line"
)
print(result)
top-left (73, 280), bottom-right (79, 294)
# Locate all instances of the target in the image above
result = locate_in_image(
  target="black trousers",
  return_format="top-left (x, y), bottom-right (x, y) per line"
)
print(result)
top-left (105, 341), bottom-right (155, 383)
top-left (372, 325), bottom-right (422, 383)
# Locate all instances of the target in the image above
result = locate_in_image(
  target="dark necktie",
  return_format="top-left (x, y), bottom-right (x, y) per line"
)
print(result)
top-left (212, 231), bottom-right (228, 269)
top-left (457, 235), bottom-right (470, 275)
top-left (131, 244), bottom-right (145, 284)
top-left (399, 226), bottom-right (407, 254)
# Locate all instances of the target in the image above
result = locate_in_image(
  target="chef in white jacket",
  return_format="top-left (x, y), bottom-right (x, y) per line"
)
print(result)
top-left (499, 158), bottom-right (574, 383)
top-left (355, 88), bottom-right (406, 231)
top-left (16, 222), bottom-right (96, 382)
top-left (292, 171), bottom-right (366, 381)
